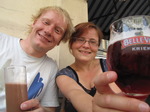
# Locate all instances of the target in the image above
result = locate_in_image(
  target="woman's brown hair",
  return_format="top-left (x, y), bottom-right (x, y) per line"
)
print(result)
top-left (69, 22), bottom-right (103, 50)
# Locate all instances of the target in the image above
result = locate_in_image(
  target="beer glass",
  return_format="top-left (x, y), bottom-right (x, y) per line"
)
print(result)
top-left (4, 65), bottom-right (28, 112)
top-left (107, 15), bottom-right (150, 99)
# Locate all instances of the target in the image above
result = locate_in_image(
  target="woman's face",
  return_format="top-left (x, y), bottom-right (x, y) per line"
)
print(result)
top-left (71, 28), bottom-right (99, 62)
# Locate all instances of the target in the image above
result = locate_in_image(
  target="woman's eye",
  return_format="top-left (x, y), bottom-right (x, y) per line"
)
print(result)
top-left (90, 41), bottom-right (96, 44)
top-left (78, 38), bottom-right (84, 42)
top-left (79, 39), bottom-right (84, 42)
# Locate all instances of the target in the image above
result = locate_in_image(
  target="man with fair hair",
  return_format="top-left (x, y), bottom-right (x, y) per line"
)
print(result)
top-left (0, 6), bottom-right (74, 112)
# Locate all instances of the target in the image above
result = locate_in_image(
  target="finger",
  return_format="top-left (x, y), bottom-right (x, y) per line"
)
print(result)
top-left (94, 71), bottom-right (118, 94)
top-left (20, 99), bottom-right (40, 110)
top-left (25, 108), bottom-right (44, 112)
top-left (93, 102), bottom-right (123, 112)
top-left (93, 92), bottom-right (150, 112)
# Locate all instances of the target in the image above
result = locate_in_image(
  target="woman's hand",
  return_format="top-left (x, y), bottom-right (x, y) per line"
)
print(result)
top-left (20, 99), bottom-right (55, 112)
top-left (93, 71), bottom-right (150, 112)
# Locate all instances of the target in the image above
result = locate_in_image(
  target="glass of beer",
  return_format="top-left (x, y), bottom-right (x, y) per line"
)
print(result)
top-left (4, 65), bottom-right (28, 112)
top-left (107, 15), bottom-right (150, 99)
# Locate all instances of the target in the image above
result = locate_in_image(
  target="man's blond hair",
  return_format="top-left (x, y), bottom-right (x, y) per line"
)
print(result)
top-left (28, 6), bottom-right (74, 42)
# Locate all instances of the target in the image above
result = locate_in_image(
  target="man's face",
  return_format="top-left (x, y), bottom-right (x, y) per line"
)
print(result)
top-left (29, 10), bottom-right (67, 52)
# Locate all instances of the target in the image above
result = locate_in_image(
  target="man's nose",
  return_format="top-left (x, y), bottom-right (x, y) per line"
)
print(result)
top-left (44, 26), bottom-right (53, 36)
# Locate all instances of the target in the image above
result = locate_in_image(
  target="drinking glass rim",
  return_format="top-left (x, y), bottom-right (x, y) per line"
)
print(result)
top-left (110, 15), bottom-right (150, 29)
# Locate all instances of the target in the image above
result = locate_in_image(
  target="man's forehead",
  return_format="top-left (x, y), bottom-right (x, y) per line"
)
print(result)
top-left (38, 12), bottom-right (66, 35)
top-left (40, 10), bottom-right (67, 29)
top-left (40, 10), bottom-right (64, 21)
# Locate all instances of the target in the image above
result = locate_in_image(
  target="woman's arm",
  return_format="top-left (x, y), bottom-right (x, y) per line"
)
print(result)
top-left (56, 75), bottom-right (93, 112)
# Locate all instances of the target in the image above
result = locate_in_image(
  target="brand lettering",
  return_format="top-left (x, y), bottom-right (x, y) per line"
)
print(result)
top-left (122, 36), bottom-right (150, 48)
top-left (132, 46), bottom-right (150, 51)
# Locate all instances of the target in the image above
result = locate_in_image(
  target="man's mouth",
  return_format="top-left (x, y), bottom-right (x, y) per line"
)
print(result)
top-left (38, 33), bottom-right (51, 43)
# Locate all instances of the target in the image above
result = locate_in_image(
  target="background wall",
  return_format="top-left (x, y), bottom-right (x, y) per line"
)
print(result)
top-left (59, 0), bottom-right (88, 69)
top-left (0, 0), bottom-right (88, 69)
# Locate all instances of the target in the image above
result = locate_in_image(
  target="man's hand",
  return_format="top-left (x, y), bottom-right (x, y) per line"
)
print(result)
top-left (20, 99), bottom-right (55, 112)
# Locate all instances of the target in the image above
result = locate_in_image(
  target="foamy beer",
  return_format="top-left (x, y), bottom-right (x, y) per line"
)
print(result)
top-left (107, 15), bottom-right (150, 98)
top-left (4, 65), bottom-right (28, 112)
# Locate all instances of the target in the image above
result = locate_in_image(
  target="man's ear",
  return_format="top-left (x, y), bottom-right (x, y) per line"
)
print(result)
top-left (57, 41), bottom-right (61, 45)
top-left (57, 36), bottom-right (64, 45)
top-left (32, 20), bottom-right (37, 26)
top-left (30, 20), bottom-right (37, 30)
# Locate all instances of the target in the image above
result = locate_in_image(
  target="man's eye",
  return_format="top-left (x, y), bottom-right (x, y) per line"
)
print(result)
top-left (55, 29), bottom-right (60, 33)
top-left (42, 20), bottom-right (49, 25)
top-left (45, 21), bottom-right (49, 25)
top-left (55, 28), bottom-right (63, 35)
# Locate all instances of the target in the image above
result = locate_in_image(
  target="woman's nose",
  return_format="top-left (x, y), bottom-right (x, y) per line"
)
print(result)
top-left (82, 41), bottom-right (90, 48)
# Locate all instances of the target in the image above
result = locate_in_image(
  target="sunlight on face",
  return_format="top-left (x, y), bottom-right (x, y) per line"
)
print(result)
top-left (30, 10), bottom-right (67, 52)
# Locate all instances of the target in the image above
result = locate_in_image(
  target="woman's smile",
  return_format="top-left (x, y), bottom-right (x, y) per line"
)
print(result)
top-left (79, 50), bottom-right (91, 55)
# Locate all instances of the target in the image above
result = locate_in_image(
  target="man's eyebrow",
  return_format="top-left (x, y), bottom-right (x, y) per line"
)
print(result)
top-left (42, 18), bottom-right (65, 32)
top-left (57, 26), bottom-right (65, 32)
top-left (56, 26), bottom-right (65, 34)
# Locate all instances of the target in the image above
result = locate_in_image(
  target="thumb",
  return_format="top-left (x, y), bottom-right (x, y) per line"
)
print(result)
top-left (20, 99), bottom-right (39, 110)
top-left (94, 71), bottom-right (118, 94)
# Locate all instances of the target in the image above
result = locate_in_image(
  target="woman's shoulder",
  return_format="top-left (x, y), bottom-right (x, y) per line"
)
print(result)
top-left (56, 66), bottom-right (78, 81)
top-left (57, 66), bottom-right (73, 76)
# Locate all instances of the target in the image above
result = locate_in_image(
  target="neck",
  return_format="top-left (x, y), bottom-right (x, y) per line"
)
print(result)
top-left (20, 38), bottom-right (46, 58)
top-left (71, 59), bottom-right (102, 89)
top-left (71, 59), bottom-right (100, 72)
